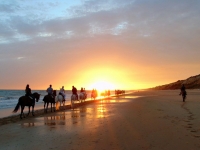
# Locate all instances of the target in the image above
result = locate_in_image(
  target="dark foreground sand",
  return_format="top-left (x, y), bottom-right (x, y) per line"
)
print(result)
top-left (1, 90), bottom-right (200, 150)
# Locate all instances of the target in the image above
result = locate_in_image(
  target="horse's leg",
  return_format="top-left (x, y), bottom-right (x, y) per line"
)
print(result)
top-left (46, 102), bottom-right (49, 113)
top-left (27, 106), bottom-right (30, 116)
top-left (20, 105), bottom-right (23, 119)
top-left (32, 105), bottom-right (35, 116)
top-left (23, 106), bottom-right (26, 118)
top-left (21, 106), bottom-right (25, 119)
top-left (61, 100), bottom-right (65, 109)
top-left (51, 103), bottom-right (52, 112)
top-left (72, 99), bottom-right (75, 109)
top-left (44, 102), bottom-right (46, 112)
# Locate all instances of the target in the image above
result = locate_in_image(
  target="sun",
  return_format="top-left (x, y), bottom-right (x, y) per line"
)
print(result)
top-left (89, 80), bottom-right (115, 92)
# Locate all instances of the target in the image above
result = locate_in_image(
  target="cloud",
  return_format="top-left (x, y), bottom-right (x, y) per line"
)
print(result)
top-left (0, 0), bottom-right (199, 45)
top-left (0, 2), bottom-right (19, 13)
top-left (1, 0), bottom-right (200, 67)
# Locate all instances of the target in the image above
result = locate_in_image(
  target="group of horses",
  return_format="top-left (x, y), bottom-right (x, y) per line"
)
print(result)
top-left (115, 90), bottom-right (125, 96)
top-left (13, 90), bottom-right (87, 119)
top-left (12, 88), bottom-right (187, 119)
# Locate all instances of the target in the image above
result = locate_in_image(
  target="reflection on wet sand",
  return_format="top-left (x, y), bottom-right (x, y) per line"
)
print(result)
top-left (20, 97), bottom-right (133, 128)
top-left (44, 112), bottom-right (67, 126)
top-left (71, 109), bottom-right (80, 118)
top-left (97, 103), bottom-right (106, 118)
top-left (101, 99), bottom-right (131, 103)
top-left (124, 96), bottom-right (142, 99)
top-left (21, 122), bottom-right (35, 127)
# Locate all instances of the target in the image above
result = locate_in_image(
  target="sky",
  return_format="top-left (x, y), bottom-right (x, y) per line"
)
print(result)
top-left (0, 0), bottom-right (200, 90)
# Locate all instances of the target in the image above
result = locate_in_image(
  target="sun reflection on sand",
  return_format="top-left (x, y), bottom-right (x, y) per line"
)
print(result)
top-left (21, 122), bottom-right (35, 127)
top-left (97, 103), bottom-right (106, 118)
top-left (20, 97), bottom-right (135, 129)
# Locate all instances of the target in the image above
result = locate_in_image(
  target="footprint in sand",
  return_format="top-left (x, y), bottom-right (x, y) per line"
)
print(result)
top-left (193, 135), bottom-right (200, 138)
top-left (184, 120), bottom-right (190, 122)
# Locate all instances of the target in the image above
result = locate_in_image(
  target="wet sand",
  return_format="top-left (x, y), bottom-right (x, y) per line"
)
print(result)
top-left (1, 90), bottom-right (200, 150)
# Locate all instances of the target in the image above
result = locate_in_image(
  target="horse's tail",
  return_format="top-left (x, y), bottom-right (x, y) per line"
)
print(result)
top-left (13, 98), bottom-right (21, 113)
top-left (56, 101), bottom-right (59, 110)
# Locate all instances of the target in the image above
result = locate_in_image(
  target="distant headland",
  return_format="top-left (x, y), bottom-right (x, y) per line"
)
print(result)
top-left (150, 74), bottom-right (200, 90)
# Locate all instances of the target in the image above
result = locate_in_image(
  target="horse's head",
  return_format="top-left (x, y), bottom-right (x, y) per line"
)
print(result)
top-left (33, 92), bottom-right (40, 102)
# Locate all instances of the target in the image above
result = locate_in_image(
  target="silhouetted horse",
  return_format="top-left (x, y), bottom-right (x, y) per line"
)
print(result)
top-left (91, 92), bottom-right (97, 100)
top-left (71, 94), bottom-right (79, 109)
top-left (55, 94), bottom-right (65, 110)
top-left (43, 90), bottom-right (56, 113)
top-left (13, 92), bottom-right (40, 119)
top-left (79, 92), bottom-right (86, 102)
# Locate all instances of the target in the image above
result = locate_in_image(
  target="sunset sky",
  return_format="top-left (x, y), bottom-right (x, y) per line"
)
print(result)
top-left (0, 0), bottom-right (200, 90)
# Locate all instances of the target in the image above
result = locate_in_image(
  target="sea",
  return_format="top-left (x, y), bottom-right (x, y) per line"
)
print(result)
top-left (0, 90), bottom-right (73, 109)
top-left (0, 90), bottom-right (126, 118)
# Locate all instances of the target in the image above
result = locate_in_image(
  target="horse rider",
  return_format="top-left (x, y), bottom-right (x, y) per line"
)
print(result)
top-left (83, 88), bottom-right (87, 98)
top-left (72, 86), bottom-right (78, 100)
top-left (80, 87), bottom-right (85, 99)
top-left (92, 89), bottom-right (94, 94)
top-left (59, 86), bottom-right (65, 100)
top-left (108, 90), bottom-right (110, 96)
top-left (95, 89), bottom-right (98, 97)
top-left (47, 85), bottom-right (54, 98)
top-left (91, 88), bottom-right (97, 98)
top-left (25, 84), bottom-right (34, 105)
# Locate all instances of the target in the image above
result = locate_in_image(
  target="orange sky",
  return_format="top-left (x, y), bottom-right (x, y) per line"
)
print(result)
top-left (1, 0), bottom-right (200, 90)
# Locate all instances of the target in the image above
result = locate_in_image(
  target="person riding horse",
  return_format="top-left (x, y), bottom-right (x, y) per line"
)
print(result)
top-left (80, 87), bottom-right (86, 99)
top-left (59, 86), bottom-right (65, 100)
top-left (25, 84), bottom-right (34, 105)
top-left (43, 85), bottom-right (56, 113)
top-left (47, 84), bottom-right (54, 98)
top-left (83, 88), bottom-right (87, 98)
top-left (72, 86), bottom-right (78, 100)
top-left (91, 88), bottom-right (97, 100)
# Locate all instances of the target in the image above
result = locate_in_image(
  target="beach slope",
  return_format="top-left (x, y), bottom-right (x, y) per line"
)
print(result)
top-left (0, 90), bottom-right (200, 150)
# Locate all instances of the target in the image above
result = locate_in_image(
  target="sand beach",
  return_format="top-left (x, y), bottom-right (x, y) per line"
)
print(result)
top-left (0, 90), bottom-right (200, 150)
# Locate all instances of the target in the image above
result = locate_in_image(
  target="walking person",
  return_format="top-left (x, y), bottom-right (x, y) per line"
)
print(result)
top-left (179, 84), bottom-right (187, 102)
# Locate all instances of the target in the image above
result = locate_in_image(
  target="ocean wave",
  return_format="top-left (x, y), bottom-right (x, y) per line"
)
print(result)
top-left (0, 96), bottom-right (18, 100)
top-left (0, 99), bottom-right (18, 109)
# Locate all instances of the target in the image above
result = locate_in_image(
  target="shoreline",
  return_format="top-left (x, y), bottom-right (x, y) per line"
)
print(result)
top-left (0, 93), bottom-right (127, 126)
